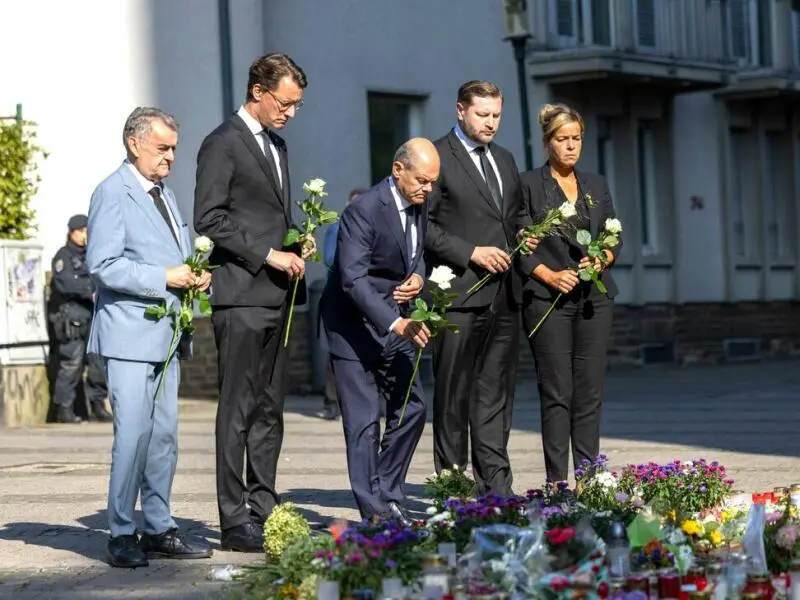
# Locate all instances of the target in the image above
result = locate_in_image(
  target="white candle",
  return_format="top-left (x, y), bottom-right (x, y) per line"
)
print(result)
top-left (317, 579), bottom-right (340, 600)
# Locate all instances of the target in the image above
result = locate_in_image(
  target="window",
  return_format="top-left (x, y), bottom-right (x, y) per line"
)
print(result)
top-left (550, 0), bottom-right (578, 45)
top-left (596, 117), bottom-right (616, 202)
top-left (729, 129), bottom-right (749, 258)
top-left (635, 0), bottom-right (657, 49)
top-left (762, 131), bottom-right (795, 262)
top-left (636, 120), bottom-right (659, 255)
top-left (590, 0), bottom-right (612, 46)
top-left (726, 0), bottom-right (760, 67)
top-left (366, 93), bottom-right (424, 186)
top-left (793, 4), bottom-right (800, 69)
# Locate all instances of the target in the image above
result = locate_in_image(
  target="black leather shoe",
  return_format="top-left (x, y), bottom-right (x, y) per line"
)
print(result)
top-left (139, 528), bottom-right (213, 559)
top-left (90, 403), bottom-right (113, 422)
top-left (55, 407), bottom-right (82, 423)
top-left (387, 502), bottom-right (411, 526)
top-left (107, 535), bottom-right (148, 568)
top-left (220, 521), bottom-right (264, 553)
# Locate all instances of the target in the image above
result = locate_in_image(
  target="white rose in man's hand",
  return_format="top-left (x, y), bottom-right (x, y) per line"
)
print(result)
top-left (558, 201), bottom-right (577, 219)
top-left (194, 236), bottom-right (213, 253)
top-left (303, 178), bottom-right (327, 196)
top-left (429, 265), bottom-right (456, 290)
top-left (604, 218), bottom-right (623, 234)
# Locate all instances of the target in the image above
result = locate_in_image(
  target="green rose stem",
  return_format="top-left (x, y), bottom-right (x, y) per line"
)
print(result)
top-left (398, 347), bottom-right (423, 425)
top-left (282, 277), bottom-right (300, 348)
top-left (465, 237), bottom-right (529, 298)
top-left (528, 292), bottom-right (562, 339)
top-left (154, 319), bottom-right (181, 401)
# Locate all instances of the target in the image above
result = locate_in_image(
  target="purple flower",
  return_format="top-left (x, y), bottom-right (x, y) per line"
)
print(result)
top-left (385, 559), bottom-right (397, 569)
top-left (615, 492), bottom-right (629, 503)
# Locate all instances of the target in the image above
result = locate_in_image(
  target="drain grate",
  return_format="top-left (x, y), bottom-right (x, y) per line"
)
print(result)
top-left (0, 462), bottom-right (107, 474)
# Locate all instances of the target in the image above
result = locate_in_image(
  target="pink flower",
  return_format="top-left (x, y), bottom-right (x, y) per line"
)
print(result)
top-left (776, 524), bottom-right (799, 551)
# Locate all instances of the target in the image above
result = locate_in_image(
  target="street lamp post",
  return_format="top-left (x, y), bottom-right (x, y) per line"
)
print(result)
top-left (502, 0), bottom-right (533, 171)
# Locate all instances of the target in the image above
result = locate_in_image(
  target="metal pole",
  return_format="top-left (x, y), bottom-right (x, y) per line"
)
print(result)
top-left (511, 37), bottom-right (533, 171)
top-left (217, 0), bottom-right (234, 118)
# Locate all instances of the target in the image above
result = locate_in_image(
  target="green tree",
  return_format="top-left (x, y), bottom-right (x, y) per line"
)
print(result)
top-left (0, 117), bottom-right (46, 240)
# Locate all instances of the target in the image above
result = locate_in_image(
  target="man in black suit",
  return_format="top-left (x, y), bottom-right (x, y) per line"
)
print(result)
top-left (425, 80), bottom-right (530, 496)
top-left (321, 138), bottom-right (439, 523)
top-left (194, 53), bottom-right (311, 552)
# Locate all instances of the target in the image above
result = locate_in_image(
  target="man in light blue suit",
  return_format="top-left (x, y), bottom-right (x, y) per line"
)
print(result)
top-left (87, 107), bottom-right (213, 568)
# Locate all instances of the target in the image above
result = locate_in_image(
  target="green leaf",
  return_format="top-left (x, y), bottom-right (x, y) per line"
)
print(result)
top-left (604, 234), bottom-right (619, 247)
top-left (283, 228), bottom-right (302, 247)
top-left (197, 292), bottom-right (212, 316)
top-left (576, 229), bottom-right (592, 246)
top-left (595, 279), bottom-right (608, 294)
top-left (144, 302), bottom-right (167, 320)
top-left (410, 309), bottom-right (427, 322)
top-left (414, 298), bottom-right (429, 312)
top-left (587, 246), bottom-right (602, 258)
top-left (319, 210), bottom-right (339, 225)
top-left (428, 313), bottom-right (443, 322)
top-left (578, 268), bottom-right (594, 281)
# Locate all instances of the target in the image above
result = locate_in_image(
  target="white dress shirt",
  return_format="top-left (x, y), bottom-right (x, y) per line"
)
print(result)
top-left (237, 106), bottom-right (282, 187)
top-left (125, 161), bottom-right (180, 242)
top-left (453, 122), bottom-right (503, 196)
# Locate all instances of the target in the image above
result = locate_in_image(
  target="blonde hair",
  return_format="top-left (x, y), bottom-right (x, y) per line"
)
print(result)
top-left (538, 103), bottom-right (585, 145)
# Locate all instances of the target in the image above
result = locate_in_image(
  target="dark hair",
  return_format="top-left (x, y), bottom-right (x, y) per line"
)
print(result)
top-left (457, 80), bottom-right (502, 106)
top-left (348, 188), bottom-right (367, 202)
top-left (246, 53), bottom-right (307, 102)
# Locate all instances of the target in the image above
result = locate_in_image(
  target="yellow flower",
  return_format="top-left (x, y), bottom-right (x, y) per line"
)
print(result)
top-left (263, 502), bottom-right (312, 561)
top-left (681, 520), bottom-right (703, 536)
top-left (709, 530), bottom-right (724, 546)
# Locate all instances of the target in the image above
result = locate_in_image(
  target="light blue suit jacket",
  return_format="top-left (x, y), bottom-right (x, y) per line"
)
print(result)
top-left (86, 162), bottom-right (192, 363)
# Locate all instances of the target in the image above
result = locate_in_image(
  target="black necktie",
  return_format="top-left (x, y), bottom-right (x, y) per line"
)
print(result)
top-left (403, 204), bottom-right (418, 261)
top-left (475, 146), bottom-right (502, 211)
top-left (260, 131), bottom-right (283, 190)
top-left (148, 186), bottom-right (179, 246)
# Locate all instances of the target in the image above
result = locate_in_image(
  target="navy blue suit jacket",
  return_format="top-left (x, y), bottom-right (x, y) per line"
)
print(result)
top-left (321, 178), bottom-right (427, 361)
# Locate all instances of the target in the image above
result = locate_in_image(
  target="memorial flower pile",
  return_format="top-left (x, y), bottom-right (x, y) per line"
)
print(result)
top-left (231, 457), bottom-right (800, 600)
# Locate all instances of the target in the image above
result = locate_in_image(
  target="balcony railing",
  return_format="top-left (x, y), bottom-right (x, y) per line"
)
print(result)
top-left (528, 0), bottom-right (730, 66)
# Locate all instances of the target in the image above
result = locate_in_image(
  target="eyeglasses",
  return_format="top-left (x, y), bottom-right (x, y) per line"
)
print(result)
top-left (265, 89), bottom-right (303, 113)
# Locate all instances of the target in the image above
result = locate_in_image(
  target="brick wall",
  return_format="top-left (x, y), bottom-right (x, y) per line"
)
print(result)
top-left (179, 300), bottom-right (800, 398)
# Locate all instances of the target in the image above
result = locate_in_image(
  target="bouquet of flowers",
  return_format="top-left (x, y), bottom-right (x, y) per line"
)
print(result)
top-left (537, 520), bottom-right (608, 600)
top-left (423, 465), bottom-right (476, 511)
top-left (466, 201), bottom-right (577, 297)
top-left (398, 266), bottom-right (458, 425)
top-left (282, 178), bottom-right (338, 347)
top-left (144, 235), bottom-right (214, 401)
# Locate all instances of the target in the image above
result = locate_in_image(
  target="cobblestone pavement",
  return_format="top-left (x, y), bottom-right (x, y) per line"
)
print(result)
top-left (1, 360), bottom-right (799, 599)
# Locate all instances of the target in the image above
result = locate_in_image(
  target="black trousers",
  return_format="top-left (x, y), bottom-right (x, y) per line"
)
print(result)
top-left (522, 285), bottom-right (614, 482)
top-left (332, 336), bottom-right (426, 519)
top-left (52, 338), bottom-right (107, 411)
top-left (432, 282), bottom-right (519, 496)
top-left (211, 305), bottom-right (288, 531)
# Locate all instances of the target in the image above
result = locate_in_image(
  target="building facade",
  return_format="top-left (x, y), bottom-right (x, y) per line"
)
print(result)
top-left (1, 0), bottom-right (798, 398)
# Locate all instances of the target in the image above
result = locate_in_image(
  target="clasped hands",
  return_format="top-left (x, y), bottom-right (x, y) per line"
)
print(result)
top-left (266, 234), bottom-right (317, 280)
top-left (391, 273), bottom-right (429, 348)
top-left (166, 264), bottom-right (211, 291)
top-left (546, 254), bottom-right (610, 295)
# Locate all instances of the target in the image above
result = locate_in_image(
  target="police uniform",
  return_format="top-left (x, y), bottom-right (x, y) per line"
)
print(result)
top-left (48, 214), bottom-right (110, 423)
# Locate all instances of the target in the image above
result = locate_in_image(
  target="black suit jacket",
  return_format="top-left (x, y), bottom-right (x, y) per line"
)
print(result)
top-left (193, 114), bottom-right (306, 308)
top-left (424, 129), bottom-right (526, 309)
top-left (517, 164), bottom-right (622, 300)
top-left (321, 179), bottom-right (427, 362)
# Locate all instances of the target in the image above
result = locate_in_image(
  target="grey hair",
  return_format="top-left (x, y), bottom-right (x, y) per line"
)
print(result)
top-left (122, 106), bottom-right (178, 151)
top-left (393, 141), bottom-right (414, 169)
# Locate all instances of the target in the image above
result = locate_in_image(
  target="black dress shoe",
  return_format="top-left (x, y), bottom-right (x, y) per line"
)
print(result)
top-left (387, 502), bottom-right (411, 526)
top-left (220, 521), bottom-right (264, 553)
top-left (139, 528), bottom-right (213, 559)
top-left (90, 403), bottom-right (113, 422)
top-left (107, 535), bottom-right (148, 568)
top-left (55, 407), bottom-right (82, 424)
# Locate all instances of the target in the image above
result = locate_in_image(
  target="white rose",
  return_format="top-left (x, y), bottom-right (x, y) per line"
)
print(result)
top-left (303, 178), bottom-right (327, 196)
top-left (426, 506), bottom-right (439, 515)
top-left (194, 236), bottom-right (213, 253)
top-left (429, 265), bottom-right (456, 290)
top-left (558, 201), bottom-right (577, 219)
top-left (604, 218), bottom-right (622, 234)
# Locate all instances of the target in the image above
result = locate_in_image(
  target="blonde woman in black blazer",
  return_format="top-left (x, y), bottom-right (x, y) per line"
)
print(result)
top-left (517, 103), bottom-right (623, 484)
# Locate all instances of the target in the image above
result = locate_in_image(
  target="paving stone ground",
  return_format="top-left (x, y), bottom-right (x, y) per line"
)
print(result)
top-left (1, 360), bottom-right (799, 599)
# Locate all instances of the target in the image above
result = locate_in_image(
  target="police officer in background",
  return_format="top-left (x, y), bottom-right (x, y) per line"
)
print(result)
top-left (48, 214), bottom-right (111, 423)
